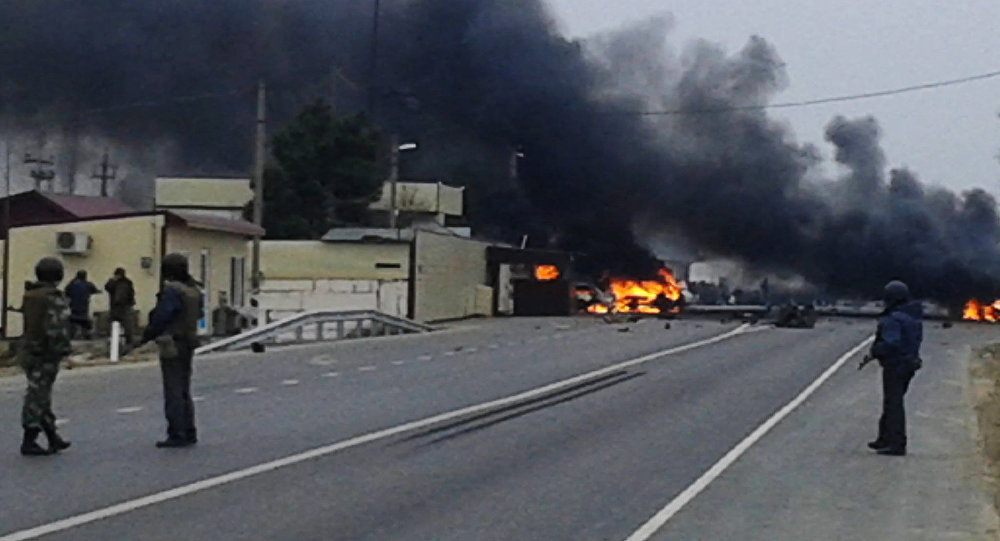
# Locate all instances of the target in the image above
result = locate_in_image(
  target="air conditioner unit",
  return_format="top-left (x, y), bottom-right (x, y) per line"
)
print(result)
top-left (56, 232), bottom-right (92, 255)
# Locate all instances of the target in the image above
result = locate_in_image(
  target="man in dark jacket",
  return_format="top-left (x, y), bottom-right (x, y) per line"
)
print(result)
top-left (141, 254), bottom-right (203, 448)
top-left (105, 268), bottom-right (136, 347)
top-left (65, 270), bottom-right (99, 340)
top-left (868, 280), bottom-right (923, 456)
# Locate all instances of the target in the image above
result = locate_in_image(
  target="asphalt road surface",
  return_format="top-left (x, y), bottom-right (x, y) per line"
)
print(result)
top-left (0, 317), bottom-right (994, 540)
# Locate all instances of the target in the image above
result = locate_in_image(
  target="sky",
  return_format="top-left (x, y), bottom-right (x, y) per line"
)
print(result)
top-left (546, 0), bottom-right (1000, 195)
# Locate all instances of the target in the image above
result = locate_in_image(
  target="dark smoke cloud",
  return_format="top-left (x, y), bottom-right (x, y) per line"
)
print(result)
top-left (2, 0), bottom-right (999, 304)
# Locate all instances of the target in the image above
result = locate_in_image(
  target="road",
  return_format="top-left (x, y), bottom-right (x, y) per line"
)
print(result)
top-left (0, 317), bottom-right (994, 540)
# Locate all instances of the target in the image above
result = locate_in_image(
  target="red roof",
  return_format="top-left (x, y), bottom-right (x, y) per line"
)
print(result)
top-left (168, 211), bottom-right (265, 237)
top-left (41, 193), bottom-right (136, 217)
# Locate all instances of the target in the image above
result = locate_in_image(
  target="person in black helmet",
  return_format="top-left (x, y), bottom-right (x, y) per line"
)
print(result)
top-left (141, 253), bottom-right (203, 448)
top-left (867, 280), bottom-right (923, 456)
top-left (19, 258), bottom-right (73, 456)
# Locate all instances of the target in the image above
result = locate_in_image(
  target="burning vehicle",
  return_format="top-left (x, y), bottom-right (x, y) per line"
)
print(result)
top-left (584, 268), bottom-right (688, 318)
top-left (962, 299), bottom-right (1000, 322)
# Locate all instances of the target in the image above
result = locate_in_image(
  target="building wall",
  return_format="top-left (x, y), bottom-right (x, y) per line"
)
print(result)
top-left (166, 226), bottom-right (251, 334)
top-left (413, 231), bottom-right (492, 322)
top-left (156, 178), bottom-right (253, 209)
top-left (369, 182), bottom-right (464, 216)
top-left (260, 241), bottom-right (409, 281)
top-left (256, 241), bottom-right (410, 320)
top-left (4, 215), bottom-right (165, 337)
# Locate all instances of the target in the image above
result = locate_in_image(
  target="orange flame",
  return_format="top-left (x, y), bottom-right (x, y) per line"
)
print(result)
top-left (606, 268), bottom-right (684, 314)
top-left (587, 304), bottom-right (609, 314)
top-left (964, 299), bottom-right (1000, 322)
top-left (534, 265), bottom-right (561, 282)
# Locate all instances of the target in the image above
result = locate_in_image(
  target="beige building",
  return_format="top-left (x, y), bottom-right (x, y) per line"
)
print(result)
top-left (369, 181), bottom-right (465, 227)
top-left (1, 179), bottom-right (263, 338)
top-left (258, 240), bottom-right (410, 321)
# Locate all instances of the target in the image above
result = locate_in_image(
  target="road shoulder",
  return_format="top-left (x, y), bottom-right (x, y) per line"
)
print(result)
top-left (648, 324), bottom-right (999, 541)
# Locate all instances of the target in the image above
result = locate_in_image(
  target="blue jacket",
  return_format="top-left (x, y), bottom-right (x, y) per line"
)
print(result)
top-left (64, 279), bottom-right (99, 316)
top-left (871, 300), bottom-right (923, 369)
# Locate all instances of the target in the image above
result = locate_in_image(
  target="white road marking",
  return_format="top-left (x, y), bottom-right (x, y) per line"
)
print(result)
top-left (488, 344), bottom-right (500, 350)
top-left (622, 335), bottom-right (874, 541)
top-left (192, 396), bottom-right (206, 403)
top-left (443, 351), bottom-right (458, 357)
top-left (55, 419), bottom-right (70, 427)
top-left (281, 380), bottom-right (300, 386)
top-left (0, 325), bottom-right (753, 541)
top-left (115, 407), bottom-right (143, 414)
top-left (321, 372), bottom-right (340, 378)
top-left (358, 366), bottom-right (377, 372)
top-left (417, 355), bottom-right (433, 361)
top-left (307, 355), bottom-right (337, 366)
top-left (391, 361), bottom-right (406, 366)
top-left (465, 348), bottom-right (479, 354)
top-left (234, 387), bottom-right (258, 394)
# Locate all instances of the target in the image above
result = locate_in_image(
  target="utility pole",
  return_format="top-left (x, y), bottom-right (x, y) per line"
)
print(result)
top-left (2, 142), bottom-right (10, 337)
top-left (24, 154), bottom-right (55, 192)
top-left (388, 133), bottom-right (399, 234)
top-left (250, 80), bottom-right (267, 292)
top-left (367, 0), bottom-right (381, 117)
top-left (92, 151), bottom-right (118, 197)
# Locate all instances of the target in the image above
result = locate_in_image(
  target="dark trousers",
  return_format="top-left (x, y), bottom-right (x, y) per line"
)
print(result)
top-left (878, 364), bottom-right (916, 449)
top-left (68, 314), bottom-right (93, 340)
top-left (160, 341), bottom-right (196, 441)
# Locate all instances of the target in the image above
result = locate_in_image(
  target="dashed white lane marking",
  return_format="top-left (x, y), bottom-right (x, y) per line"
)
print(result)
top-left (622, 335), bottom-right (874, 541)
top-left (0, 325), bottom-right (754, 541)
top-left (417, 355), bottom-right (433, 361)
top-left (443, 351), bottom-right (458, 357)
top-left (358, 366), bottom-right (377, 372)
top-left (115, 407), bottom-right (143, 414)
top-left (391, 361), bottom-right (406, 366)
top-left (321, 372), bottom-right (340, 378)
top-left (465, 348), bottom-right (479, 354)
top-left (193, 396), bottom-right (206, 403)
top-left (307, 355), bottom-right (337, 366)
top-left (234, 387), bottom-right (258, 394)
top-left (488, 344), bottom-right (500, 350)
top-left (55, 419), bottom-right (70, 427)
top-left (281, 380), bottom-right (300, 386)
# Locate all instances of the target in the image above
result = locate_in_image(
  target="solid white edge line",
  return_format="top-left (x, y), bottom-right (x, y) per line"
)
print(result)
top-left (622, 335), bottom-right (875, 541)
top-left (0, 324), bottom-right (754, 541)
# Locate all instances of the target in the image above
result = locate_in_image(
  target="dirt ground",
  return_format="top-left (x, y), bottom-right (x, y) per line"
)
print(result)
top-left (971, 343), bottom-right (1000, 519)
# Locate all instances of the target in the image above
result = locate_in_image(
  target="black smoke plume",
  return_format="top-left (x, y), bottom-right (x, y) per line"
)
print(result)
top-left (2, 0), bottom-right (998, 304)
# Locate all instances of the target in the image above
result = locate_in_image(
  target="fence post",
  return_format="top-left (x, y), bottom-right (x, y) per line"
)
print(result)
top-left (110, 321), bottom-right (121, 363)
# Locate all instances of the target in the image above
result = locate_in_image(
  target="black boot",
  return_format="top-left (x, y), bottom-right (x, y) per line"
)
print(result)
top-left (43, 426), bottom-right (71, 453)
top-left (21, 428), bottom-right (49, 456)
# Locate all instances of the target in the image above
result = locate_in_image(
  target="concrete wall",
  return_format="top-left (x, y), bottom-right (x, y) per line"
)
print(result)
top-left (257, 279), bottom-right (408, 320)
top-left (166, 226), bottom-right (251, 334)
top-left (4, 215), bottom-right (165, 337)
top-left (413, 231), bottom-right (492, 322)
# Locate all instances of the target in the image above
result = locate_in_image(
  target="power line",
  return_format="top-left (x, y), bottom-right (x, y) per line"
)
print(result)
top-left (612, 68), bottom-right (1000, 116)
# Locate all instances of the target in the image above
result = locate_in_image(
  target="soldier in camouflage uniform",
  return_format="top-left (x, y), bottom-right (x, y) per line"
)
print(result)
top-left (19, 257), bottom-right (73, 456)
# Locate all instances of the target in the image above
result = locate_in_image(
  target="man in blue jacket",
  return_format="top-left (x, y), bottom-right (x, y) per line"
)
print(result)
top-left (868, 280), bottom-right (923, 456)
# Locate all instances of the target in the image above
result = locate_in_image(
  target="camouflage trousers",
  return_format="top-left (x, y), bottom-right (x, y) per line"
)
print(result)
top-left (21, 359), bottom-right (60, 431)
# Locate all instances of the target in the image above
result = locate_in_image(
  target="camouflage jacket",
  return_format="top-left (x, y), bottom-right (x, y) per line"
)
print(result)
top-left (19, 282), bottom-right (72, 363)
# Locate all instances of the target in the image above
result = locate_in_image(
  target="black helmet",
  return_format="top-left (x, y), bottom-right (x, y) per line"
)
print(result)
top-left (883, 280), bottom-right (911, 304)
top-left (161, 253), bottom-right (190, 281)
top-left (35, 257), bottom-right (64, 283)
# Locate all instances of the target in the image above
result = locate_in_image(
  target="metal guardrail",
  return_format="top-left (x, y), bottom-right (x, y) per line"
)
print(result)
top-left (196, 310), bottom-right (434, 354)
